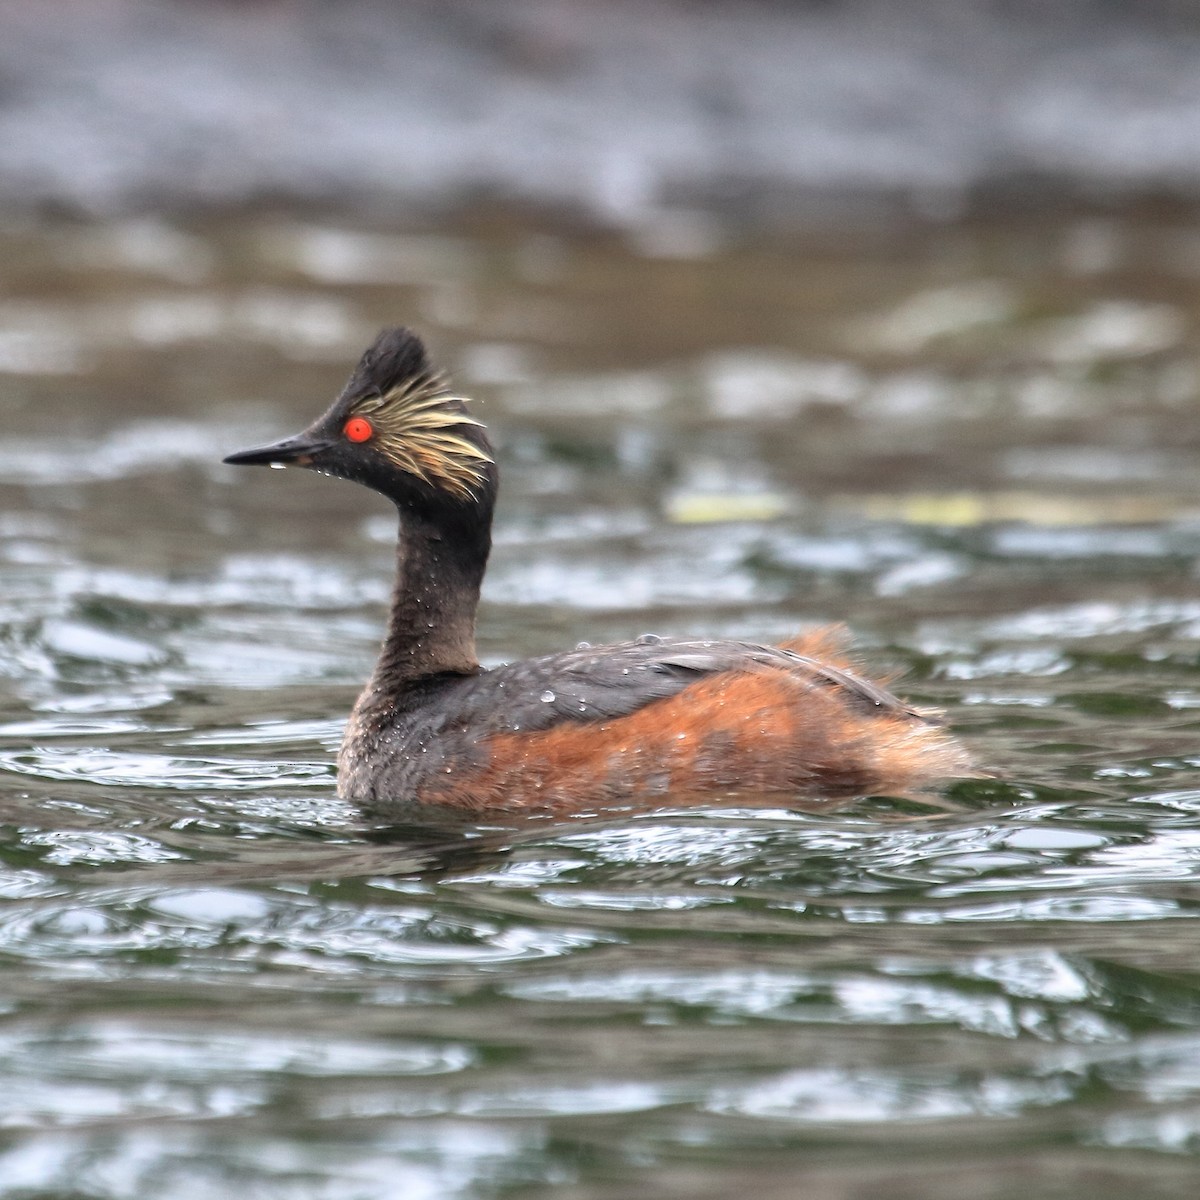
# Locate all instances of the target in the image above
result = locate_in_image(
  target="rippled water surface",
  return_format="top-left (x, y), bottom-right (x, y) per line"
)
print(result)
top-left (4, 210), bottom-right (1200, 1197)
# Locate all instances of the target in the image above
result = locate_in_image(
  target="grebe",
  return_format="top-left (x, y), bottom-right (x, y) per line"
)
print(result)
top-left (224, 328), bottom-right (970, 815)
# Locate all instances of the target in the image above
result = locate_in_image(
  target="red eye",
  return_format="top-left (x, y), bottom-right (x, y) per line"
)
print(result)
top-left (343, 416), bottom-right (374, 443)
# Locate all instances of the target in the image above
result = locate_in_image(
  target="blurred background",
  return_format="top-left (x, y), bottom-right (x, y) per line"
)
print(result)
top-left (5, 2), bottom-right (1200, 1198)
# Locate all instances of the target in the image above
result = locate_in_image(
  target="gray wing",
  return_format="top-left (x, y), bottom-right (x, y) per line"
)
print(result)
top-left (442, 636), bottom-right (922, 736)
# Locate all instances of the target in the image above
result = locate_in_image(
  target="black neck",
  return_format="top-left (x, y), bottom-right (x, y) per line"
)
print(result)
top-left (362, 505), bottom-right (491, 704)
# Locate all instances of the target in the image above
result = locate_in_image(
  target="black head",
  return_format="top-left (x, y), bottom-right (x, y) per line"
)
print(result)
top-left (224, 328), bottom-right (496, 514)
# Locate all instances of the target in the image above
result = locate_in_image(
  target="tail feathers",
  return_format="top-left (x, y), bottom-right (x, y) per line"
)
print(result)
top-left (777, 624), bottom-right (981, 785)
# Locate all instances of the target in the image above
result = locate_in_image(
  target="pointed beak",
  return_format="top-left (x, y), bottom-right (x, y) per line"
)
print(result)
top-left (223, 432), bottom-right (336, 468)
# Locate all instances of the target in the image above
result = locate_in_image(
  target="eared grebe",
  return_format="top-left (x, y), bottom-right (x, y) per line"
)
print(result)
top-left (224, 328), bottom-right (971, 815)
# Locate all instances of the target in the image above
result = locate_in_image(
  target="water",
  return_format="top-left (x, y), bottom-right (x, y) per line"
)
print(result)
top-left (3, 209), bottom-right (1200, 1197)
top-left (8, 2), bottom-right (1200, 220)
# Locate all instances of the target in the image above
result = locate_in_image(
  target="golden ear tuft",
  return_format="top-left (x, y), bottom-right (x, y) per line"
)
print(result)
top-left (350, 371), bottom-right (492, 500)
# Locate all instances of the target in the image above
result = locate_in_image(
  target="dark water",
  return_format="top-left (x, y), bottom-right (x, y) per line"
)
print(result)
top-left (3, 210), bottom-right (1200, 1197)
